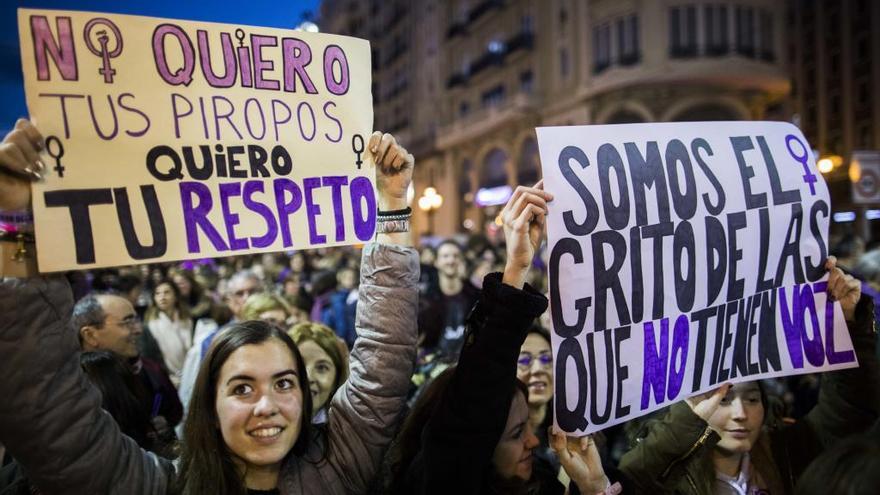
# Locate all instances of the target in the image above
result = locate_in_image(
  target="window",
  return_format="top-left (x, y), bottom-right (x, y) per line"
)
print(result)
top-left (618, 15), bottom-right (639, 65)
top-left (705, 5), bottom-right (729, 56)
top-left (670, 6), bottom-right (697, 57)
top-left (520, 70), bottom-right (534, 94)
top-left (481, 85), bottom-right (505, 108)
top-left (559, 48), bottom-right (570, 78)
top-left (759, 10), bottom-right (774, 61)
top-left (735, 6), bottom-right (755, 57)
top-left (593, 22), bottom-right (612, 73)
top-left (459, 101), bottom-right (470, 117)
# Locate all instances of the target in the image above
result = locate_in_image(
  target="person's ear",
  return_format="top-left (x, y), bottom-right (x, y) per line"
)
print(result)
top-left (80, 325), bottom-right (99, 348)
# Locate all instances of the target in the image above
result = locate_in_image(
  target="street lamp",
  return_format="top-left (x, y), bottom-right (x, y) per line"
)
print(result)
top-left (418, 186), bottom-right (443, 235)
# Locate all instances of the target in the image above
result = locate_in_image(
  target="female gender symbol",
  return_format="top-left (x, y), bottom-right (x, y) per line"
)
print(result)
top-left (785, 134), bottom-right (817, 196)
top-left (84, 18), bottom-right (124, 83)
top-left (44, 136), bottom-right (65, 178)
top-left (352, 134), bottom-right (365, 169)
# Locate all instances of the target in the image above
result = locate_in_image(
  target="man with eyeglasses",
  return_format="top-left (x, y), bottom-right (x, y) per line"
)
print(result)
top-left (73, 294), bottom-right (183, 435)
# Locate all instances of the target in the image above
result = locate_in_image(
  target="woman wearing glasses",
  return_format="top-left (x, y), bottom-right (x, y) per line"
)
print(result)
top-left (517, 326), bottom-right (561, 478)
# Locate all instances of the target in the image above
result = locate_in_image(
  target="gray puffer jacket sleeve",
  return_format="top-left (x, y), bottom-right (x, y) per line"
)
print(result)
top-left (281, 242), bottom-right (418, 493)
top-left (0, 276), bottom-right (172, 494)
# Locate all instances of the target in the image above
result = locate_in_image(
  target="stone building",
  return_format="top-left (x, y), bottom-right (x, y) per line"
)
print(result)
top-left (322, 0), bottom-right (791, 238)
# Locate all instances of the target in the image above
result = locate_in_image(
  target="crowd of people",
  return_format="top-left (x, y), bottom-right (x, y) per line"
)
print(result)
top-left (0, 119), bottom-right (878, 495)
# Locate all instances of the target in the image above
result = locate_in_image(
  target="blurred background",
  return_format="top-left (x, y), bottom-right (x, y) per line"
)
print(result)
top-left (1, 0), bottom-right (878, 245)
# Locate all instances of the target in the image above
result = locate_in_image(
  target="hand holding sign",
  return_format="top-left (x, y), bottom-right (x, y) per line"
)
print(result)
top-left (825, 257), bottom-right (861, 321)
top-left (685, 383), bottom-right (730, 423)
top-left (369, 131), bottom-right (414, 211)
top-left (501, 180), bottom-right (553, 289)
top-left (0, 119), bottom-right (44, 211)
top-left (551, 431), bottom-right (611, 494)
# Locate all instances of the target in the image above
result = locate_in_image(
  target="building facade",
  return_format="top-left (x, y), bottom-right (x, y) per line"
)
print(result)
top-left (786, 0), bottom-right (880, 240)
top-left (322, 0), bottom-right (791, 238)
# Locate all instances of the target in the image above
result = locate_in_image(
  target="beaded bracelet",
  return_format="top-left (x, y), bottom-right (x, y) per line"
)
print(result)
top-left (377, 206), bottom-right (412, 218)
top-left (0, 210), bottom-right (34, 225)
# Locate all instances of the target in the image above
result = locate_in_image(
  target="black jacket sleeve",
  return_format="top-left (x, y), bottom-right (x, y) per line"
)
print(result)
top-left (419, 273), bottom-right (548, 495)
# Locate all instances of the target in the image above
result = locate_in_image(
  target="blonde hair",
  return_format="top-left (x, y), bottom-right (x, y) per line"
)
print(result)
top-left (288, 322), bottom-right (349, 391)
top-left (240, 293), bottom-right (291, 321)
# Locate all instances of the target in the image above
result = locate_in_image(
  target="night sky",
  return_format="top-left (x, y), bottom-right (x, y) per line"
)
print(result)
top-left (0, 0), bottom-right (322, 133)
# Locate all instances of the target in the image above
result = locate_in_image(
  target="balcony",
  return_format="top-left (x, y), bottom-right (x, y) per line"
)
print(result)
top-left (446, 0), bottom-right (506, 39)
top-left (445, 31), bottom-right (534, 89)
top-left (437, 93), bottom-right (537, 149)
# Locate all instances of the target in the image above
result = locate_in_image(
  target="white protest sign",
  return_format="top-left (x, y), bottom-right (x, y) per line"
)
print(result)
top-left (538, 122), bottom-right (858, 435)
top-left (18, 9), bottom-right (374, 272)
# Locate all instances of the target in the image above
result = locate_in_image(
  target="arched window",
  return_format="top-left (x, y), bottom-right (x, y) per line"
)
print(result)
top-left (459, 159), bottom-right (473, 196)
top-left (517, 138), bottom-right (540, 184)
top-left (480, 148), bottom-right (509, 188)
top-left (606, 110), bottom-right (646, 124)
top-left (671, 103), bottom-right (740, 121)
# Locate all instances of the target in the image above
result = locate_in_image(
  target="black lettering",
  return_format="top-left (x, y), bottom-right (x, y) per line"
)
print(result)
top-left (705, 216), bottom-right (727, 306)
top-left (805, 200), bottom-right (829, 282)
top-left (614, 325), bottom-right (631, 418)
top-left (691, 138), bottom-right (725, 215)
top-left (624, 141), bottom-right (670, 226)
top-left (113, 185), bottom-right (167, 259)
top-left (756, 207), bottom-right (775, 291)
top-left (664, 139), bottom-right (698, 220)
top-left (774, 203), bottom-right (806, 287)
top-left (559, 146), bottom-right (600, 235)
top-left (549, 238), bottom-right (592, 336)
top-left (591, 230), bottom-right (631, 331)
top-left (673, 221), bottom-right (696, 312)
top-left (642, 222), bottom-right (674, 320)
top-left (726, 211), bottom-right (747, 301)
top-left (757, 136), bottom-right (801, 205)
top-left (597, 144), bottom-right (630, 230)
top-left (44, 189), bottom-right (114, 264)
top-left (730, 136), bottom-right (767, 209)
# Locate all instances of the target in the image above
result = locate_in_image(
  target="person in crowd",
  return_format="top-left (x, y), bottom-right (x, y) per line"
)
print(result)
top-left (0, 351), bottom-right (177, 494)
top-left (321, 266), bottom-right (359, 348)
top-left (0, 123), bottom-right (418, 494)
top-left (415, 239), bottom-right (480, 368)
top-left (143, 279), bottom-right (194, 387)
top-left (172, 269), bottom-right (214, 321)
top-left (417, 245), bottom-right (440, 299)
top-left (387, 182), bottom-right (619, 495)
top-left (288, 322), bottom-right (350, 424)
top-left (794, 428), bottom-right (880, 495)
top-left (178, 268), bottom-right (263, 417)
top-left (240, 292), bottom-right (292, 328)
top-left (517, 325), bottom-right (561, 476)
top-left (73, 293), bottom-right (184, 434)
top-left (616, 257), bottom-right (878, 495)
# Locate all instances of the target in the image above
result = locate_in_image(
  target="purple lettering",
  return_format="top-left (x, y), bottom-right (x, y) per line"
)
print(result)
top-left (179, 181), bottom-right (228, 252)
top-left (304, 177), bottom-right (326, 244)
top-left (271, 99), bottom-right (291, 141)
top-left (243, 181), bottom-right (278, 248)
top-left (86, 94), bottom-right (119, 140)
top-left (212, 96), bottom-right (243, 140)
top-left (197, 30), bottom-right (237, 87)
top-left (118, 93), bottom-right (151, 137)
top-left (349, 176), bottom-right (376, 241)
top-left (322, 176), bottom-right (348, 242)
top-left (251, 34), bottom-right (280, 90)
top-left (323, 101), bottom-right (343, 143)
top-left (38, 93), bottom-right (84, 138)
top-left (31, 15), bottom-right (78, 81)
top-left (219, 182), bottom-right (248, 250)
top-left (667, 315), bottom-right (689, 400)
top-left (297, 102), bottom-right (316, 141)
top-left (323, 45), bottom-right (349, 95)
top-left (170, 93), bottom-right (193, 139)
top-left (640, 318), bottom-right (669, 410)
top-left (244, 98), bottom-right (267, 140)
top-left (273, 178), bottom-right (303, 248)
top-left (152, 24), bottom-right (195, 86)
top-left (281, 38), bottom-right (318, 93)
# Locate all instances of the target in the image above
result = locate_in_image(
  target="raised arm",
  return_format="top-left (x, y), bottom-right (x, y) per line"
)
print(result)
top-left (0, 120), bottom-right (171, 493)
top-left (322, 132), bottom-right (421, 491)
top-left (419, 183), bottom-right (551, 494)
top-left (799, 257), bottom-right (879, 443)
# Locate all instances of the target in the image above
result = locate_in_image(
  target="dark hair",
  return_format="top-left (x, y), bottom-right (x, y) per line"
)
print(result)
top-left (526, 323), bottom-right (551, 345)
top-left (172, 269), bottom-right (204, 308)
top-left (72, 294), bottom-right (106, 346)
top-left (176, 321), bottom-right (313, 495)
top-left (436, 239), bottom-right (464, 256)
top-left (145, 278), bottom-right (190, 322)
top-left (387, 367), bottom-right (536, 495)
top-left (80, 351), bottom-right (153, 449)
top-left (795, 431), bottom-right (880, 495)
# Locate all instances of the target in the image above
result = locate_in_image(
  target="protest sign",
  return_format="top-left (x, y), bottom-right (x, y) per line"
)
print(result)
top-left (18, 9), bottom-right (374, 272)
top-left (537, 122), bottom-right (858, 435)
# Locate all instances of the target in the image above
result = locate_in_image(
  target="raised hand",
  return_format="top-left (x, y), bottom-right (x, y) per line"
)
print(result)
top-left (825, 256), bottom-right (861, 322)
top-left (551, 431), bottom-right (610, 494)
top-left (500, 180), bottom-right (553, 289)
top-left (368, 131), bottom-right (413, 211)
top-left (0, 119), bottom-right (44, 211)
top-left (685, 383), bottom-right (731, 423)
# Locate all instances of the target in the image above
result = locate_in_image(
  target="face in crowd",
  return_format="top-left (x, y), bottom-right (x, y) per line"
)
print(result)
top-left (173, 272), bottom-right (193, 298)
top-left (153, 282), bottom-right (178, 315)
top-left (227, 274), bottom-right (262, 319)
top-left (492, 389), bottom-right (539, 481)
top-left (435, 242), bottom-right (464, 280)
top-left (517, 332), bottom-right (554, 408)
top-left (82, 295), bottom-right (142, 359)
top-left (202, 325), bottom-right (311, 478)
top-left (708, 382), bottom-right (764, 455)
top-left (298, 339), bottom-right (339, 413)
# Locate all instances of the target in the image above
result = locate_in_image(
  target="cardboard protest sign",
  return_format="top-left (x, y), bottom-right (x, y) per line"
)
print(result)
top-left (538, 122), bottom-right (858, 435)
top-left (18, 9), bottom-right (374, 272)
